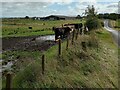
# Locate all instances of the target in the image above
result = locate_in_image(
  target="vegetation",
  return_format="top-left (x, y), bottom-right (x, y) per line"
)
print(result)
top-left (2, 5), bottom-right (118, 89)
top-left (109, 19), bottom-right (120, 30)
top-left (85, 5), bottom-right (102, 30)
top-left (98, 13), bottom-right (120, 20)
top-left (85, 18), bottom-right (102, 30)
top-left (2, 28), bottom-right (118, 88)
top-left (2, 19), bottom-right (81, 37)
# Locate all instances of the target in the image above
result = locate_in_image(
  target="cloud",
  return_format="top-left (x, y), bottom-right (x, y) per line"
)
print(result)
top-left (1, 2), bottom-right (52, 17)
top-left (1, 1), bottom-right (119, 17)
top-left (1, 0), bottom-right (119, 3)
top-left (107, 3), bottom-right (118, 8)
top-left (98, 2), bottom-right (118, 13)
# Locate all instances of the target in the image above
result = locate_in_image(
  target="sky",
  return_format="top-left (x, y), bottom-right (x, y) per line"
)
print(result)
top-left (0, 0), bottom-right (120, 17)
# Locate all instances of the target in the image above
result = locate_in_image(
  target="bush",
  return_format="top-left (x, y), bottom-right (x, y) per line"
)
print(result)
top-left (101, 21), bottom-right (104, 27)
top-left (85, 17), bottom-right (102, 31)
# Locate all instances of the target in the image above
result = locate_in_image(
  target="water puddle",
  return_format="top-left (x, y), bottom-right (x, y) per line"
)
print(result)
top-left (0, 60), bottom-right (13, 73)
top-left (36, 35), bottom-right (55, 41)
top-left (1, 35), bottom-right (55, 73)
top-left (0, 59), bottom-right (2, 63)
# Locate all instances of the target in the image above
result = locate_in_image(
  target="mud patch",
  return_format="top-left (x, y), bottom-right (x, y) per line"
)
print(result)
top-left (2, 35), bottom-right (56, 52)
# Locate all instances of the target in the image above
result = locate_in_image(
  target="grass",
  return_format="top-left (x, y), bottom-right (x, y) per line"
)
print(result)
top-left (2, 18), bottom-right (82, 37)
top-left (109, 19), bottom-right (120, 30)
top-left (2, 28), bottom-right (118, 88)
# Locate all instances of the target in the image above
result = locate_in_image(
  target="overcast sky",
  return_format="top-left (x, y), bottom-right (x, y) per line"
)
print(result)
top-left (0, 0), bottom-right (120, 17)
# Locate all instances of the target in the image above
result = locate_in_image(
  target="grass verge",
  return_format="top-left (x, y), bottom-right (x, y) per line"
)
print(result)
top-left (2, 29), bottom-right (119, 88)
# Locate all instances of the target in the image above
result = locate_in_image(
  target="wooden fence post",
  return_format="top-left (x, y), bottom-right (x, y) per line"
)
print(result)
top-left (80, 28), bottom-right (82, 35)
top-left (81, 42), bottom-right (86, 51)
top-left (42, 54), bottom-right (45, 75)
top-left (6, 73), bottom-right (12, 90)
top-left (66, 36), bottom-right (69, 50)
top-left (71, 29), bottom-right (75, 45)
top-left (75, 29), bottom-right (79, 40)
top-left (58, 38), bottom-right (61, 56)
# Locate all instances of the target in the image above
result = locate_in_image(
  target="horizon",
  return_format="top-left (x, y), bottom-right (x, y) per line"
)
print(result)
top-left (1, 13), bottom-right (119, 19)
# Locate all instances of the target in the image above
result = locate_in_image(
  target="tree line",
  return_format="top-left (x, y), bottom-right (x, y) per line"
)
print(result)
top-left (97, 13), bottom-right (120, 20)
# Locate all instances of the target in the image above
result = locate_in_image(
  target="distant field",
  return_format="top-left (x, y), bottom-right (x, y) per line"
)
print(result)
top-left (109, 19), bottom-right (120, 30)
top-left (115, 19), bottom-right (120, 30)
top-left (2, 18), bottom-right (82, 37)
top-left (117, 19), bottom-right (120, 26)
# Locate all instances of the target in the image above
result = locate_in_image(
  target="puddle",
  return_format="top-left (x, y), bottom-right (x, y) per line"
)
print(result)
top-left (2, 61), bottom-right (13, 69)
top-left (1, 35), bottom-right (56, 73)
top-left (36, 35), bottom-right (55, 41)
top-left (0, 61), bottom-right (13, 73)
top-left (0, 59), bottom-right (2, 63)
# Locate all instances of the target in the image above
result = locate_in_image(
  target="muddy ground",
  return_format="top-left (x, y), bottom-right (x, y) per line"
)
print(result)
top-left (2, 35), bottom-right (56, 52)
top-left (1, 35), bottom-right (57, 73)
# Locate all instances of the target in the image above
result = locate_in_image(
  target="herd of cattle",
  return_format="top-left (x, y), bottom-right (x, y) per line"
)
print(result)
top-left (52, 23), bottom-right (88, 40)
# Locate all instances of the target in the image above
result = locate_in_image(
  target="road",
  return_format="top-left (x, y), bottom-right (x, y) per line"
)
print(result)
top-left (104, 20), bottom-right (120, 47)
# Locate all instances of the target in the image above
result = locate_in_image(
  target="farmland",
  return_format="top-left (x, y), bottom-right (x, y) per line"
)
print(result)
top-left (1, 18), bottom-right (119, 88)
top-left (109, 19), bottom-right (120, 30)
top-left (1, 1), bottom-right (120, 89)
top-left (2, 28), bottom-right (118, 88)
top-left (2, 18), bottom-right (82, 37)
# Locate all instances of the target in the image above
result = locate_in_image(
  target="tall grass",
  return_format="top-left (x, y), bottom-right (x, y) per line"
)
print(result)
top-left (2, 29), bottom-right (118, 88)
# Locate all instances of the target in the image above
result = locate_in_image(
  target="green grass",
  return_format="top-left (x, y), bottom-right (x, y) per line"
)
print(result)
top-left (109, 19), bottom-right (120, 31)
top-left (2, 28), bottom-right (118, 88)
top-left (116, 19), bottom-right (120, 27)
top-left (2, 18), bottom-right (82, 37)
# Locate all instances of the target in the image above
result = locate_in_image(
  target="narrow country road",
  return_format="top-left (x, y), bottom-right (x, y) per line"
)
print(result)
top-left (104, 20), bottom-right (120, 47)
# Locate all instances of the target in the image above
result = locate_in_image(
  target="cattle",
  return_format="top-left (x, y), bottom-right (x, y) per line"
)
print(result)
top-left (84, 25), bottom-right (89, 34)
top-left (52, 23), bottom-right (83, 41)
top-left (64, 23), bottom-right (83, 34)
top-left (64, 23), bottom-right (83, 30)
top-left (29, 26), bottom-right (32, 29)
top-left (52, 26), bottom-right (71, 40)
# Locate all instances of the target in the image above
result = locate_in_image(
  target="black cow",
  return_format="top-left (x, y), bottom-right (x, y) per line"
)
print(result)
top-left (64, 23), bottom-right (83, 34)
top-left (64, 23), bottom-right (83, 30)
top-left (52, 27), bottom-right (71, 40)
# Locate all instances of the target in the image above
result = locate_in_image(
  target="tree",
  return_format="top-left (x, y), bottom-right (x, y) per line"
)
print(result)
top-left (97, 13), bottom-right (119, 20)
top-left (85, 5), bottom-right (97, 18)
top-left (76, 15), bottom-right (81, 19)
top-left (25, 16), bottom-right (29, 19)
top-left (85, 5), bottom-right (101, 30)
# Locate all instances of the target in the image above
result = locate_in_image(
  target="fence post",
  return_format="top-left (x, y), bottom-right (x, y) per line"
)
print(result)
top-left (81, 42), bottom-right (86, 51)
top-left (42, 54), bottom-right (45, 75)
top-left (80, 28), bottom-right (82, 35)
top-left (71, 29), bottom-right (75, 45)
top-left (6, 73), bottom-right (12, 90)
top-left (58, 38), bottom-right (61, 56)
top-left (75, 29), bottom-right (79, 40)
top-left (66, 36), bottom-right (69, 50)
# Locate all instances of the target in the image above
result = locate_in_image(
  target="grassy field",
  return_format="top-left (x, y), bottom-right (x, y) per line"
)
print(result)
top-left (116, 19), bottom-right (120, 28)
top-left (2, 28), bottom-right (118, 88)
top-left (2, 18), bottom-right (82, 37)
top-left (109, 19), bottom-right (120, 30)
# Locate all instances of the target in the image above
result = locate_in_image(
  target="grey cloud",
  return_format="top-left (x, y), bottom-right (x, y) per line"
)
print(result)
top-left (107, 4), bottom-right (118, 8)
top-left (1, 2), bottom-right (51, 17)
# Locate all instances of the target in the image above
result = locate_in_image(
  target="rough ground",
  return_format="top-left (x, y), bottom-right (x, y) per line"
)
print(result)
top-left (2, 35), bottom-right (56, 52)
